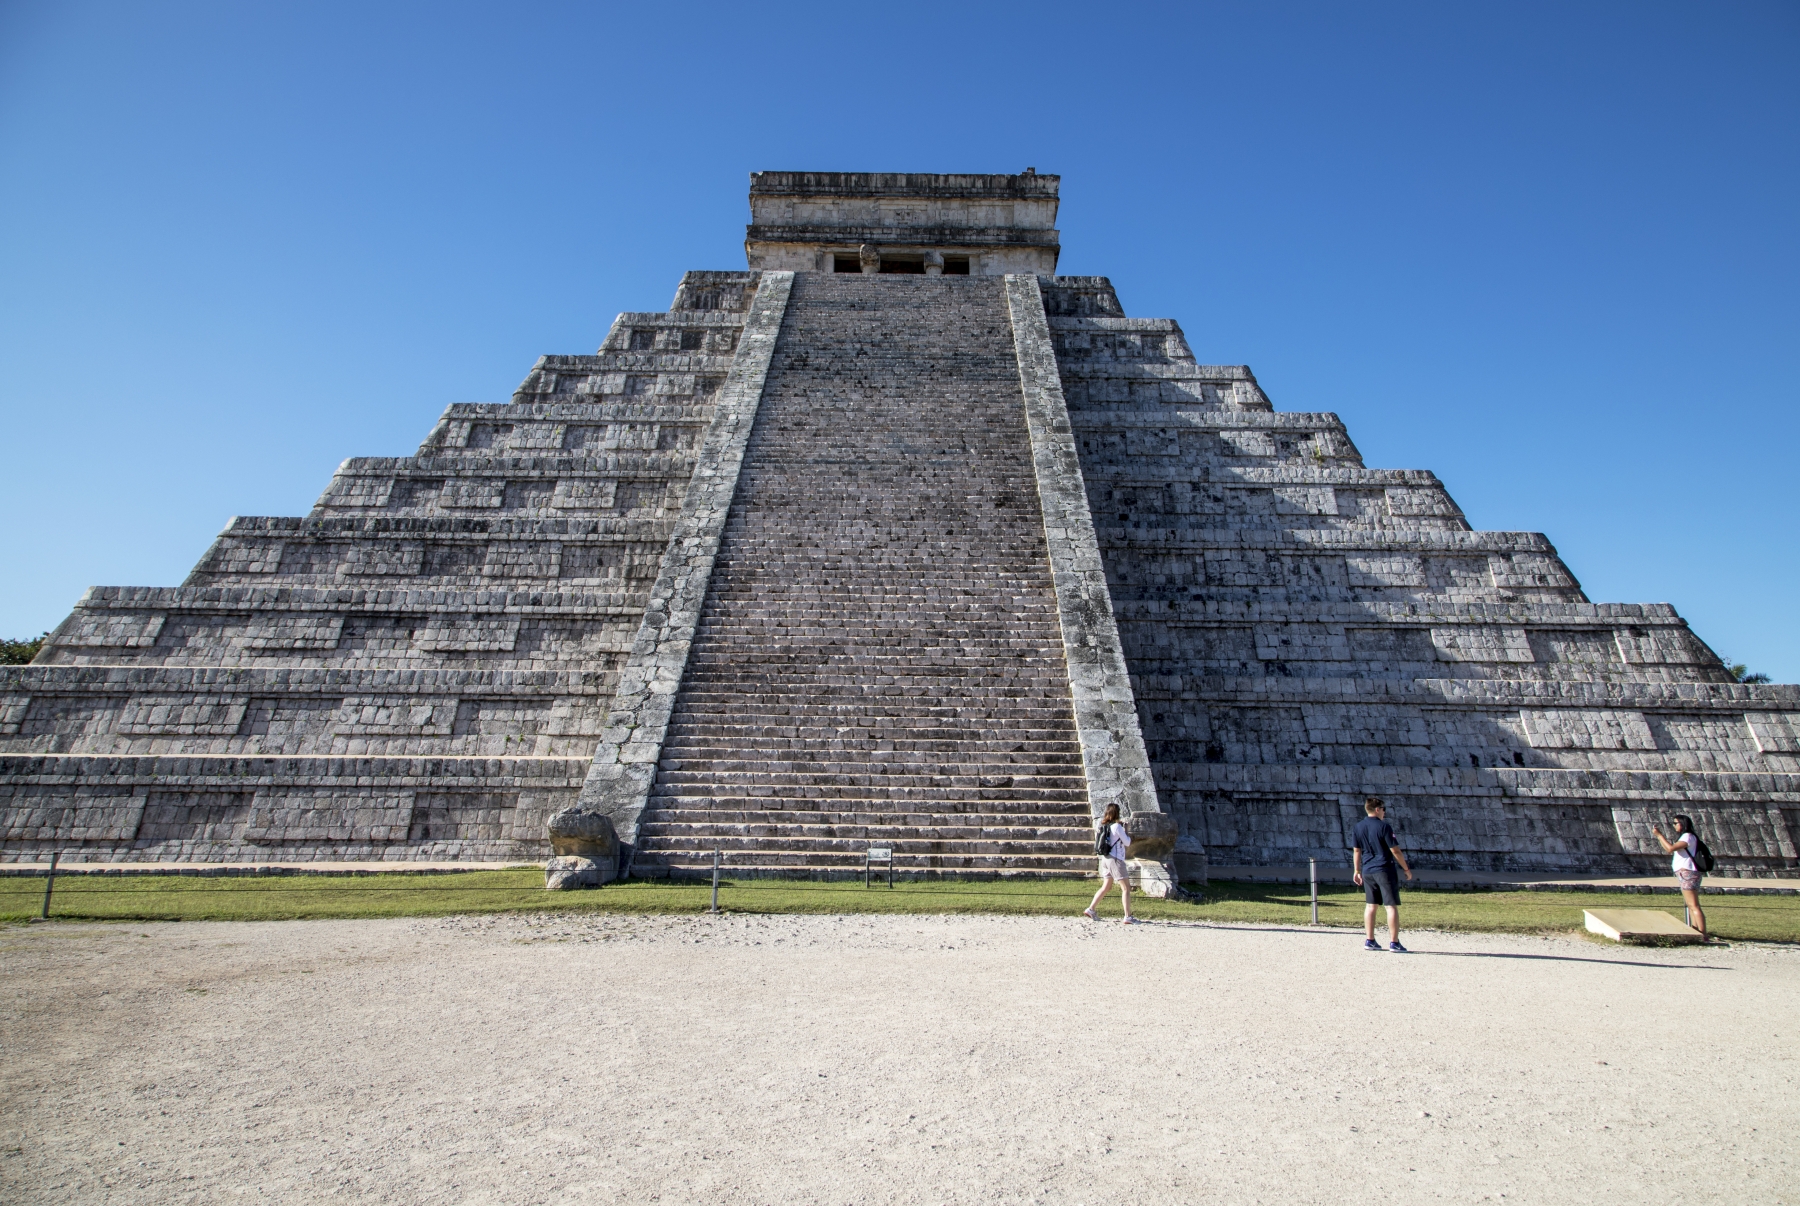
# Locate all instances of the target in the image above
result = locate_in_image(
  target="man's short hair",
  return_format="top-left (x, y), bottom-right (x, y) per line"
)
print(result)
top-left (1364, 797), bottom-right (1385, 815)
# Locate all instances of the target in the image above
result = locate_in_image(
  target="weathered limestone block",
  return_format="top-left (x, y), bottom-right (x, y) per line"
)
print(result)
top-left (482, 543), bottom-right (561, 579)
top-left (332, 697), bottom-right (457, 736)
top-left (0, 694), bottom-right (29, 735)
top-left (1172, 833), bottom-right (1209, 886)
top-left (117, 696), bottom-right (248, 737)
top-left (1521, 709), bottom-right (1656, 751)
top-left (241, 615), bottom-right (345, 650)
top-left (546, 807), bottom-right (620, 882)
top-left (552, 480), bottom-right (617, 509)
top-left (190, 535), bottom-right (286, 576)
top-left (1612, 624), bottom-right (1706, 665)
top-left (545, 855), bottom-right (600, 890)
top-left (412, 616), bottom-right (521, 653)
top-left (1, 786), bottom-right (146, 842)
top-left (441, 480), bottom-right (505, 508)
top-left (341, 544), bottom-right (424, 576)
top-left (1748, 713), bottom-right (1800, 754)
top-left (1127, 859), bottom-right (1178, 898)
top-left (58, 612), bottom-right (166, 648)
top-left (1124, 811), bottom-right (1178, 861)
top-left (320, 476), bottom-right (394, 508)
top-left (244, 790), bottom-right (415, 842)
top-left (1432, 626), bottom-right (1534, 663)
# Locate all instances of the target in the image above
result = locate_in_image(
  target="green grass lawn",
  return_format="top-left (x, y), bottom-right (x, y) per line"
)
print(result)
top-left (2, 871), bottom-right (1796, 942)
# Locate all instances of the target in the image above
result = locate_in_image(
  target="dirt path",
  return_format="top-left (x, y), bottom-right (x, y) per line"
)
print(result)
top-left (1, 913), bottom-right (1794, 1204)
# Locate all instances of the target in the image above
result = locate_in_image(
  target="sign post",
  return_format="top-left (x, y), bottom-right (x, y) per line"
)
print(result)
top-left (40, 851), bottom-right (60, 921)
top-left (866, 846), bottom-right (893, 888)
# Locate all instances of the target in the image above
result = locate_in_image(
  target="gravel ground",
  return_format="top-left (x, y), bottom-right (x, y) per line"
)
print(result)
top-left (1, 912), bottom-right (1794, 1205)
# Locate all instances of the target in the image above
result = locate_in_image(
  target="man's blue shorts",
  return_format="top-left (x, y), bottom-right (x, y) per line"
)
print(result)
top-left (1364, 866), bottom-right (1401, 906)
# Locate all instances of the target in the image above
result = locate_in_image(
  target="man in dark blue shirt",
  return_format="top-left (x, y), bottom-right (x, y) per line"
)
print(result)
top-left (1351, 796), bottom-right (1414, 952)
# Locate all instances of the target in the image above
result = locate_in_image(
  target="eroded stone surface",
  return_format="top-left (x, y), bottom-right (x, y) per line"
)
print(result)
top-left (544, 855), bottom-right (600, 890)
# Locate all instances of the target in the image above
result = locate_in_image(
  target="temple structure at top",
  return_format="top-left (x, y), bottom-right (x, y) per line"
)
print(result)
top-left (3, 170), bottom-right (1796, 881)
top-left (744, 170), bottom-right (1061, 275)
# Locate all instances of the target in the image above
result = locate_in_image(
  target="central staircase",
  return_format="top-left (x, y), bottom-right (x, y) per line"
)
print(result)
top-left (631, 274), bottom-right (1095, 878)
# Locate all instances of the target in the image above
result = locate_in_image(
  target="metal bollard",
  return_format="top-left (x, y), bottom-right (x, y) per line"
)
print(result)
top-left (1309, 857), bottom-right (1319, 925)
top-left (711, 849), bottom-right (721, 914)
top-left (40, 851), bottom-right (60, 920)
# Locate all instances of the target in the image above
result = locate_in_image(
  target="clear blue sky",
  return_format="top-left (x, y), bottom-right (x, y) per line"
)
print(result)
top-left (2, 1), bottom-right (1795, 680)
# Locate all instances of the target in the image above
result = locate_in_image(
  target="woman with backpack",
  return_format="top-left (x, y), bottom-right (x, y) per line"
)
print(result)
top-left (1651, 814), bottom-right (1708, 940)
top-left (1083, 803), bottom-right (1137, 924)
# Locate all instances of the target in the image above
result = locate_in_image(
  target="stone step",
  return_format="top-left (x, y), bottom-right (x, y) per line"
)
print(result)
top-left (641, 806), bottom-right (1091, 827)
top-left (661, 725), bottom-right (1077, 743)
top-left (632, 849), bottom-right (1093, 875)
top-left (653, 767), bottom-right (1087, 789)
top-left (663, 698), bottom-right (1075, 712)
top-left (678, 657), bottom-right (1071, 671)
top-left (660, 748), bottom-right (1083, 767)
top-left (648, 783), bottom-right (1088, 803)
top-left (633, 273), bottom-right (1091, 872)
top-left (639, 844), bottom-right (1091, 865)
top-left (658, 746), bottom-right (1081, 764)
top-left (637, 827), bottom-right (1090, 851)
top-left (661, 743), bottom-right (1080, 761)
top-left (636, 863), bottom-right (1093, 881)
top-left (663, 707), bottom-right (1076, 721)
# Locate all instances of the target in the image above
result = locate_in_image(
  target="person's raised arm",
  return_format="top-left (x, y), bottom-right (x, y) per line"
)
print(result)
top-left (1650, 827), bottom-right (1678, 855)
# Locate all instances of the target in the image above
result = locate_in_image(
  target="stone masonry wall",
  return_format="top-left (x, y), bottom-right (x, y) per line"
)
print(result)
top-left (1044, 277), bottom-right (1800, 876)
top-left (0, 272), bottom-right (768, 862)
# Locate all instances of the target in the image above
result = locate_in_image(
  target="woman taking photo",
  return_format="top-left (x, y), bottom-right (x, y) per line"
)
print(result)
top-left (1083, 803), bottom-right (1137, 924)
top-left (1651, 813), bottom-right (1708, 940)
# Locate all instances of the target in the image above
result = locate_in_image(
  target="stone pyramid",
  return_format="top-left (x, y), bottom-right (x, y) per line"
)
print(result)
top-left (4, 170), bottom-right (1796, 879)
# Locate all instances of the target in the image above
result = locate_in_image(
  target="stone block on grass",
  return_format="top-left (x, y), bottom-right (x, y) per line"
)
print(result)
top-left (546, 807), bottom-right (619, 885)
top-left (1583, 908), bottom-right (1703, 944)
top-left (545, 856), bottom-right (600, 891)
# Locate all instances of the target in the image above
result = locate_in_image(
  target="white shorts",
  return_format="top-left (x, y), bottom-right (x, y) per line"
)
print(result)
top-left (1098, 856), bottom-right (1129, 881)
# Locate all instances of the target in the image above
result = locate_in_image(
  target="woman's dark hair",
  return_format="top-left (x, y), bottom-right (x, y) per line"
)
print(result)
top-left (1672, 814), bottom-right (1695, 835)
top-left (1100, 803), bottom-right (1121, 826)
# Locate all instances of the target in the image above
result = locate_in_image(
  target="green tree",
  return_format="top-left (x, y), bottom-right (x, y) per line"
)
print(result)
top-left (1, 634), bottom-right (47, 665)
top-left (1723, 658), bottom-right (1772, 685)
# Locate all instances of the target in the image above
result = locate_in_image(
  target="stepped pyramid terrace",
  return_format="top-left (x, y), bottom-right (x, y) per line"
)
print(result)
top-left (3, 170), bottom-right (1797, 880)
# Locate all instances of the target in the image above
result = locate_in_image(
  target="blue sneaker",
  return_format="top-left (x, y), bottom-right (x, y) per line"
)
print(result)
top-left (1363, 939), bottom-right (1381, 951)
top-left (1388, 941), bottom-right (1409, 953)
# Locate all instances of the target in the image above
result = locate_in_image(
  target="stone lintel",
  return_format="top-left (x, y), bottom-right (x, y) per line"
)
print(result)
top-left (572, 272), bottom-right (795, 864)
top-left (749, 171), bottom-right (1060, 200)
top-left (1004, 274), bottom-right (1163, 824)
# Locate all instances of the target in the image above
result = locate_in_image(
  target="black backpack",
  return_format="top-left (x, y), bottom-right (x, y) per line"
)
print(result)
top-left (1095, 824), bottom-right (1113, 858)
top-left (1695, 837), bottom-right (1716, 873)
